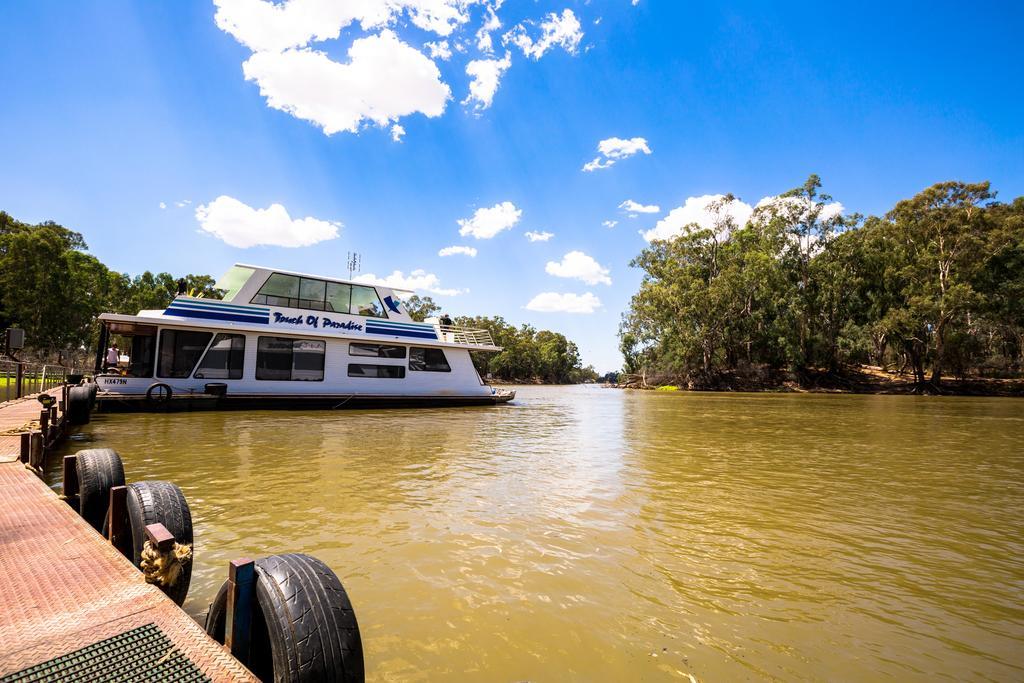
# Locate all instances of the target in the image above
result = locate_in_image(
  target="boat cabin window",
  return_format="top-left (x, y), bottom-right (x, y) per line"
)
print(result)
top-left (251, 272), bottom-right (387, 318)
top-left (349, 343), bottom-right (406, 359)
top-left (409, 347), bottom-right (451, 372)
top-left (350, 285), bottom-right (386, 318)
top-left (325, 282), bottom-right (351, 313)
top-left (127, 334), bottom-right (156, 377)
top-left (348, 364), bottom-right (405, 379)
top-left (158, 330), bottom-right (213, 378)
top-left (194, 333), bottom-right (245, 379)
top-left (256, 336), bottom-right (325, 381)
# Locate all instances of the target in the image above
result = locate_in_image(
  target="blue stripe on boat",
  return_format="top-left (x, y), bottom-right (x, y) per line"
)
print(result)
top-left (172, 299), bottom-right (269, 314)
top-left (366, 321), bottom-right (434, 331)
top-left (365, 326), bottom-right (437, 339)
top-left (165, 307), bottom-right (269, 324)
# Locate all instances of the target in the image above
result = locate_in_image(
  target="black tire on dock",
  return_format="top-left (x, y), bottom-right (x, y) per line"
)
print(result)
top-left (124, 480), bottom-right (194, 606)
top-left (205, 553), bottom-right (364, 683)
top-left (67, 385), bottom-right (92, 426)
top-left (86, 382), bottom-right (98, 409)
top-left (75, 448), bottom-right (125, 531)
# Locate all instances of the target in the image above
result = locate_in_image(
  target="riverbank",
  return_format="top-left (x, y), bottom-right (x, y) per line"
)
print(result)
top-left (613, 365), bottom-right (1024, 396)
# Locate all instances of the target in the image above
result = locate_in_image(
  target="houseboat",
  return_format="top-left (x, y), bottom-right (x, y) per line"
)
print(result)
top-left (92, 264), bottom-right (514, 410)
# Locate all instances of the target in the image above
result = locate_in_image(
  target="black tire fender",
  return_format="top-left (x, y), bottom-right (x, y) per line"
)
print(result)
top-left (67, 385), bottom-right (92, 426)
top-left (122, 480), bottom-right (195, 606)
top-left (205, 553), bottom-right (364, 683)
top-left (75, 448), bottom-right (125, 531)
top-left (146, 382), bottom-right (173, 404)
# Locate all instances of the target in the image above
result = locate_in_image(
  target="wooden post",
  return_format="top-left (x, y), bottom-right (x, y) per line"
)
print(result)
top-left (62, 455), bottom-right (79, 509)
top-left (15, 363), bottom-right (23, 399)
top-left (144, 523), bottom-right (175, 552)
top-left (107, 485), bottom-right (130, 557)
top-left (49, 404), bottom-right (57, 426)
top-left (28, 431), bottom-right (43, 471)
top-left (226, 558), bottom-right (256, 665)
top-left (39, 409), bottom-right (49, 442)
top-left (19, 433), bottom-right (29, 464)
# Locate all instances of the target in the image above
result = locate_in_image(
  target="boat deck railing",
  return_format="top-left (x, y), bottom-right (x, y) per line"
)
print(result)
top-left (438, 325), bottom-right (496, 347)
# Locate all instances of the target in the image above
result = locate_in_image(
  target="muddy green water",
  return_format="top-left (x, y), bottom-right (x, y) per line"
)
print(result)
top-left (49, 386), bottom-right (1024, 681)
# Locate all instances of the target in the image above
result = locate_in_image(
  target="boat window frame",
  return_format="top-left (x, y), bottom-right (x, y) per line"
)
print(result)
top-left (156, 329), bottom-right (215, 379)
top-left (250, 272), bottom-right (389, 319)
top-left (349, 343), bottom-right (406, 359)
top-left (193, 332), bottom-right (246, 380)
top-left (409, 347), bottom-right (452, 373)
top-left (347, 363), bottom-right (406, 379)
top-left (255, 336), bottom-right (326, 382)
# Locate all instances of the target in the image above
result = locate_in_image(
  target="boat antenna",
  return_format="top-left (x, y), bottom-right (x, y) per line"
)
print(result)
top-left (347, 252), bottom-right (361, 280)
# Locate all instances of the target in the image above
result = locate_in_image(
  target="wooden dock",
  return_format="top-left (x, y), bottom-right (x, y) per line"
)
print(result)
top-left (0, 390), bottom-right (257, 681)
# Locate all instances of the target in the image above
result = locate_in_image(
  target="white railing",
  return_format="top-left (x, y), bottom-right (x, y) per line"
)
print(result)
top-left (438, 326), bottom-right (496, 347)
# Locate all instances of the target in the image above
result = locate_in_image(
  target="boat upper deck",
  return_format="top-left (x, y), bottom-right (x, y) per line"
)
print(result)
top-left (100, 264), bottom-right (499, 351)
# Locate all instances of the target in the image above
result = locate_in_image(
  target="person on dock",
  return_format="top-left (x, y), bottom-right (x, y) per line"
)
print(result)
top-left (440, 313), bottom-right (453, 327)
top-left (105, 343), bottom-right (120, 371)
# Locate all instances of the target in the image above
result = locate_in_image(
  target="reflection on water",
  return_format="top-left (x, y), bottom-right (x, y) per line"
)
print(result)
top-left (50, 387), bottom-right (1024, 681)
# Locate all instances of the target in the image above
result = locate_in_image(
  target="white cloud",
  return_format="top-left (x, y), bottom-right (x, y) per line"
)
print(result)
top-left (159, 202), bottom-right (167, 210)
top-left (525, 230), bottom-right (553, 242)
top-left (355, 269), bottom-right (464, 296)
top-left (390, 124), bottom-right (406, 142)
top-left (213, 0), bottom-right (474, 53)
top-left (504, 9), bottom-right (583, 60)
top-left (175, 199), bottom-right (192, 208)
top-left (525, 291), bottom-right (602, 314)
top-left (545, 250), bottom-right (612, 285)
top-left (619, 199), bottom-right (660, 215)
top-left (475, 5), bottom-right (501, 52)
top-left (424, 39), bottom-right (452, 60)
top-left (599, 137), bottom-right (652, 159)
top-left (195, 195), bottom-right (340, 248)
top-left (582, 157), bottom-right (613, 172)
top-left (216, 0), bottom-right (588, 135)
top-left (438, 245), bottom-right (478, 257)
top-left (582, 136), bottom-right (651, 171)
top-left (457, 201), bottom-right (522, 239)
top-left (642, 194), bottom-right (754, 243)
top-left (602, 220), bottom-right (617, 228)
top-left (242, 31), bottom-right (450, 136)
top-left (463, 52), bottom-right (511, 110)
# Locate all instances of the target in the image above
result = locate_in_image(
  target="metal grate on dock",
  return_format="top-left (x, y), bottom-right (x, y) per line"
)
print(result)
top-left (0, 623), bottom-right (209, 683)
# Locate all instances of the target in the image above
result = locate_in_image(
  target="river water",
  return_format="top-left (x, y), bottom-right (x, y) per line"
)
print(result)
top-left (49, 386), bottom-right (1024, 681)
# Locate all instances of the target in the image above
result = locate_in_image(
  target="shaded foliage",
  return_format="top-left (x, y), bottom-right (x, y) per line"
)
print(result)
top-left (620, 178), bottom-right (1024, 392)
top-left (0, 211), bottom-right (218, 363)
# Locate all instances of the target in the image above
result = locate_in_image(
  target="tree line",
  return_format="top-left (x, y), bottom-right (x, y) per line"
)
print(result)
top-left (0, 211), bottom-right (231, 363)
top-left (620, 177), bottom-right (1024, 393)
top-left (1, 211), bottom-right (596, 383)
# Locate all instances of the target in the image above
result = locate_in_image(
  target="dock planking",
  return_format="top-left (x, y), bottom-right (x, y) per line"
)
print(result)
top-left (0, 391), bottom-right (257, 681)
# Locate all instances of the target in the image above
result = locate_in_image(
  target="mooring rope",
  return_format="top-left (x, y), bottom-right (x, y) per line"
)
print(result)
top-left (140, 539), bottom-right (193, 587)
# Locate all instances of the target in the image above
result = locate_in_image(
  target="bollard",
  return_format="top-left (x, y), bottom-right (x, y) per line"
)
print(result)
top-left (28, 431), bottom-right (43, 471)
top-left (107, 486), bottom-right (130, 558)
top-left (62, 455), bottom-right (79, 509)
top-left (226, 558), bottom-right (255, 666)
top-left (144, 522), bottom-right (176, 552)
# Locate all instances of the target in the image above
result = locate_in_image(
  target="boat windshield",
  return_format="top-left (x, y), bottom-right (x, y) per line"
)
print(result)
top-left (214, 265), bottom-right (255, 301)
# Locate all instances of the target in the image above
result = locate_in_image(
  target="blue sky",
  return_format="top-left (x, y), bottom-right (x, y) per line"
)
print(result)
top-left (1, 1), bottom-right (1021, 372)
